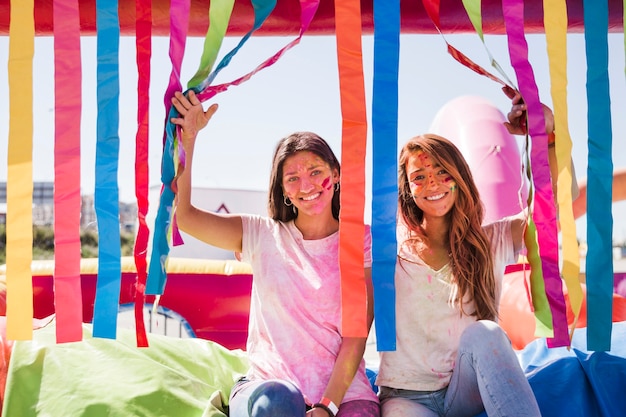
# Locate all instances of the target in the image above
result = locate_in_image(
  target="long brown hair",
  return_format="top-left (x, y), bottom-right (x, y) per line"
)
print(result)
top-left (398, 134), bottom-right (497, 320)
top-left (268, 132), bottom-right (341, 222)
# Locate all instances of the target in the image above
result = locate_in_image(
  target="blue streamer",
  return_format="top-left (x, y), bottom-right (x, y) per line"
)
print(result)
top-left (147, 105), bottom-right (178, 294)
top-left (147, 0), bottom-right (277, 295)
top-left (583, 0), bottom-right (614, 351)
top-left (92, 0), bottom-right (121, 339)
top-left (371, 0), bottom-right (400, 351)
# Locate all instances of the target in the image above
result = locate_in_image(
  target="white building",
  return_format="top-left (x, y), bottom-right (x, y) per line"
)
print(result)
top-left (147, 186), bottom-right (267, 260)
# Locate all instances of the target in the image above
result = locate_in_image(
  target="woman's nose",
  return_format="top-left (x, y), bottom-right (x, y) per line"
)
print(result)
top-left (300, 178), bottom-right (315, 192)
top-left (425, 173), bottom-right (438, 189)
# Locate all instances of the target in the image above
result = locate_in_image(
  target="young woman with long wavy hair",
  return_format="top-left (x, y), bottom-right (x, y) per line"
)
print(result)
top-left (376, 90), bottom-right (551, 417)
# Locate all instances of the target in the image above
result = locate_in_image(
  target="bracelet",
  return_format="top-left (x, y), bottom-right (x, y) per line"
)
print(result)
top-left (315, 397), bottom-right (339, 416)
top-left (313, 403), bottom-right (335, 417)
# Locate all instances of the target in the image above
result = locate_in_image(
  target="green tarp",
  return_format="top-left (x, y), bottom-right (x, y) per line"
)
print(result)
top-left (2, 321), bottom-right (249, 417)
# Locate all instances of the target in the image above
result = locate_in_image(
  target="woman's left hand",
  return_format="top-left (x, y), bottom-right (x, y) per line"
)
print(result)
top-left (502, 85), bottom-right (554, 135)
top-left (170, 90), bottom-right (218, 147)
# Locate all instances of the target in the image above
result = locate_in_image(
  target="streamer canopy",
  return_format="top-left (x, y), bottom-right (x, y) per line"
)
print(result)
top-left (0, 0), bottom-right (624, 36)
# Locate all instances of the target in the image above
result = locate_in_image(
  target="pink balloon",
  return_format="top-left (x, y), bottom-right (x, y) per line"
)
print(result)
top-left (429, 96), bottom-right (528, 224)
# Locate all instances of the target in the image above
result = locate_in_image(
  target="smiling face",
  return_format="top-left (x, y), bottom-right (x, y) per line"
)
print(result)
top-left (405, 149), bottom-right (457, 219)
top-left (282, 150), bottom-right (339, 218)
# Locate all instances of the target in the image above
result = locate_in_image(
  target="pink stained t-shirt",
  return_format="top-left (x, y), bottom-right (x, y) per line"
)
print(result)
top-left (375, 216), bottom-right (519, 391)
top-left (240, 214), bottom-right (378, 405)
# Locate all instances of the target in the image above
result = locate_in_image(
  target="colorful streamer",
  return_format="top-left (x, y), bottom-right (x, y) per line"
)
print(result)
top-left (6, 0), bottom-right (35, 341)
top-left (583, 0), bottom-right (614, 351)
top-left (335, 0), bottom-right (368, 337)
top-left (422, 0), bottom-right (566, 342)
top-left (147, 0), bottom-right (320, 296)
top-left (53, 0), bottom-right (84, 343)
top-left (543, 0), bottom-right (584, 340)
top-left (146, 0), bottom-right (192, 295)
top-left (524, 215), bottom-right (555, 337)
top-left (148, 0), bottom-right (272, 294)
top-left (502, 0), bottom-right (569, 347)
top-left (92, 0), bottom-right (122, 339)
top-left (421, 0), bottom-right (513, 89)
top-left (371, 0), bottom-right (399, 350)
top-left (186, 0), bottom-right (236, 89)
top-left (460, 0), bottom-right (516, 87)
top-left (133, 0), bottom-right (152, 347)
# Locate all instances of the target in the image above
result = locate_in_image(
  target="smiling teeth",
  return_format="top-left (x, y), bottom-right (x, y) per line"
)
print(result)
top-left (426, 193), bottom-right (445, 201)
top-left (302, 193), bottom-right (320, 201)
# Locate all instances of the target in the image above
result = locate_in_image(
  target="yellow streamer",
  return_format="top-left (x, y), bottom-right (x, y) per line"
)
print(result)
top-left (543, 0), bottom-right (583, 340)
top-left (6, 0), bottom-right (35, 340)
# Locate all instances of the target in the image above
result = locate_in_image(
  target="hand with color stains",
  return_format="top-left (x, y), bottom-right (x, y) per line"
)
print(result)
top-left (502, 85), bottom-right (554, 136)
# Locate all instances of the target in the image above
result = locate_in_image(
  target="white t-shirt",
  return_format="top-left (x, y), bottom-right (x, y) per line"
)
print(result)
top-left (240, 214), bottom-right (378, 404)
top-left (376, 217), bottom-right (518, 391)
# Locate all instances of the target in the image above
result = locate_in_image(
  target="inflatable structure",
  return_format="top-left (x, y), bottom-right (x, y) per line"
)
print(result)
top-left (2, 1), bottom-right (626, 414)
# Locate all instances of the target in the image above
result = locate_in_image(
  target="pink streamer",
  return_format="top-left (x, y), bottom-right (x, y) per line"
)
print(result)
top-left (53, 0), bottom-right (83, 343)
top-left (502, 0), bottom-right (569, 347)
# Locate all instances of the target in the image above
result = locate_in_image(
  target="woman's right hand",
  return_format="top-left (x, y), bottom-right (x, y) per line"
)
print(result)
top-left (170, 90), bottom-right (218, 150)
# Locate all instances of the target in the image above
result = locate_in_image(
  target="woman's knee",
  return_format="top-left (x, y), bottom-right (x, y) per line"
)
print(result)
top-left (247, 380), bottom-right (306, 417)
top-left (459, 320), bottom-right (510, 349)
top-left (381, 397), bottom-right (437, 417)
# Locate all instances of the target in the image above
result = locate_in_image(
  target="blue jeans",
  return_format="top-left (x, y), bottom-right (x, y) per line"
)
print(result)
top-left (379, 321), bottom-right (541, 417)
top-left (229, 378), bottom-right (380, 417)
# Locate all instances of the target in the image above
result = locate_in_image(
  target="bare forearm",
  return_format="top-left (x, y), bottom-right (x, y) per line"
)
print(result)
top-left (321, 336), bottom-right (368, 406)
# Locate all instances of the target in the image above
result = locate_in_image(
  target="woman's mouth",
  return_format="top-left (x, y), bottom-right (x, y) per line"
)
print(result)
top-left (301, 192), bottom-right (321, 201)
top-left (426, 192), bottom-right (446, 201)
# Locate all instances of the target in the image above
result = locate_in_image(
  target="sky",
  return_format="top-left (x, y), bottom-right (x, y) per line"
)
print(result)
top-left (0, 30), bottom-right (625, 242)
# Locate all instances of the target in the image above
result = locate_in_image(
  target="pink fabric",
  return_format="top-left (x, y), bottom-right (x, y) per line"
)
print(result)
top-left (240, 215), bottom-right (377, 405)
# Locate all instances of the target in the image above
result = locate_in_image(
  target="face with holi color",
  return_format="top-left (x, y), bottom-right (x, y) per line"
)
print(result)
top-left (282, 151), bottom-right (338, 217)
top-left (405, 149), bottom-right (457, 219)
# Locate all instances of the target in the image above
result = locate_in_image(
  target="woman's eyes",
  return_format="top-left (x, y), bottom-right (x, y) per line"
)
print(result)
top-left (285, 169), bottom-right (325, 183)
top-left (410, 170), bottom-right (448, 183)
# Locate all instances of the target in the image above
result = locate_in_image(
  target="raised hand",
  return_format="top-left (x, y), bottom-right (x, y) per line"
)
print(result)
top-left (502, 85), bottom-right (554, 136)
top-left (170, 90), bottom-right (219, 149)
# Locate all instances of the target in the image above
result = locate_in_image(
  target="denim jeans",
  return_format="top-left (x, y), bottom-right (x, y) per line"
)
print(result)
top-left (379, 321), bottom-right (541, 417)
top-left (229, 378), bottom-right (380, 417)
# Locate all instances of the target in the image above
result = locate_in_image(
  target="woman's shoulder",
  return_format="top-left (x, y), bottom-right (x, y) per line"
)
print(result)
top-left (240, 213), bottom-right (283, 231)
top-left (482, 212), bottom-right (524, 235)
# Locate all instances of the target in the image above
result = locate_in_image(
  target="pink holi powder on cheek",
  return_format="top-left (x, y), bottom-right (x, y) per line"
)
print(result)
top-left (321, 176), bottom-right (332, 190)
top-left (443, 176), bottom-right (457, 192)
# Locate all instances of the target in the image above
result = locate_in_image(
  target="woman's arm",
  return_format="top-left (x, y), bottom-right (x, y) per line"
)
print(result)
top-left (310, 268), bottom-right (374, 416)
top-left (170, 90), bottom-right (244, 252)
top-left (502, 86), bottom-right (578, 252)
